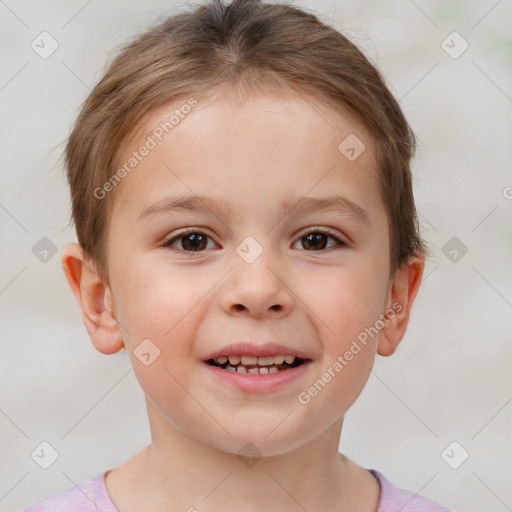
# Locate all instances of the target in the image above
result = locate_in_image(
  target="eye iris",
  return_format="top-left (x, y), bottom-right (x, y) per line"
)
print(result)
top-left (182, 233), bottom-right (207, 251)
top-left (302, 232), bottom-right (327, 250)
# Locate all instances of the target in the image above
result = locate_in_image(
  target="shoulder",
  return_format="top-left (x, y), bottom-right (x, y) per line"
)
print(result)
top-left (370, 470), bottom-right (453, 512)
top-left (23, 471), bottom-right (118, 512)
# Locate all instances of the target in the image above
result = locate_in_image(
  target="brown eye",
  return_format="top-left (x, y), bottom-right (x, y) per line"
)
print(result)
top-left (301, 232), bottom-right (329, 250)
top-left (180, 233), bottom-right (207, 251)
top-left (294, 228), bottom-right (346, 251)
top-left (162, 231), bottom-right (215, 252)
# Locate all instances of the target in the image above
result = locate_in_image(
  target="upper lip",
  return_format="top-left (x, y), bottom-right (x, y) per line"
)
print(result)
top-left (204, 342), bottom-right (311, 361)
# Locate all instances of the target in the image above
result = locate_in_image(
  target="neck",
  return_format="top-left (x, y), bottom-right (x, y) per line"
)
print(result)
top-left (106, 400), bottom-right (380, 512)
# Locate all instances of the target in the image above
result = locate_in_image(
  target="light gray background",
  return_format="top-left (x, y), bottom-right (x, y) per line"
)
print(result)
top-left (1, 0), bottom-right (511, 511)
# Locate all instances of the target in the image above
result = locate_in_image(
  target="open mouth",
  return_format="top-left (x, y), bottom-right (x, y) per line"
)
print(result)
top-left (205, 355), bottom-right (307, 375)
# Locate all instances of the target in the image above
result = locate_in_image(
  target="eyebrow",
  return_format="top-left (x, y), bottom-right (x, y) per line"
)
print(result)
top-left (138, 193), bottom-right (370, 226)
top-left (279, 195), bottom-right (370, 226)
top-left (138, 194), bottom-right (233, 221)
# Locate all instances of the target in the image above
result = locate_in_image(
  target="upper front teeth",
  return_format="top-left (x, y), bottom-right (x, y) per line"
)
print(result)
top-left (218, 355), bottom-right (296, 366)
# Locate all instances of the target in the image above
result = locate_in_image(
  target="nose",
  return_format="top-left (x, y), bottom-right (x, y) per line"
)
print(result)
top-left (219, 250), bottom-right (294, 319)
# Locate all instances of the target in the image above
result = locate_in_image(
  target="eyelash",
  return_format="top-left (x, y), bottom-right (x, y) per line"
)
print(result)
top-left (160, 227), bottom-right (348, 253)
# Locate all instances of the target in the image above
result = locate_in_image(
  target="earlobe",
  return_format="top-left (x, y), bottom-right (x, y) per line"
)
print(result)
top-left (378, 255), bottom-right (425, 357)
top-left (61, 243), bottom-right (125, 354)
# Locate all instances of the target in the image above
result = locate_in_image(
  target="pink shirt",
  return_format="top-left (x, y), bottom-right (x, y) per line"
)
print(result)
top-left (24, 469), bottom-right (451, 511)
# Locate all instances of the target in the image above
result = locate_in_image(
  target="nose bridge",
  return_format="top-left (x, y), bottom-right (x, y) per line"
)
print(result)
top-left (220, 236), bottom-right (293, 317)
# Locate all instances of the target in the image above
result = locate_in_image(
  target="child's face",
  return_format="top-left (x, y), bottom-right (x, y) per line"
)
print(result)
top-left (101, 90), bottom-right (404, 455)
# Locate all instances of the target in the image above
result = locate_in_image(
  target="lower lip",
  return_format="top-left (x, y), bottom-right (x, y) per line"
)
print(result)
top-left (203, 361), bottom-right (311, 393)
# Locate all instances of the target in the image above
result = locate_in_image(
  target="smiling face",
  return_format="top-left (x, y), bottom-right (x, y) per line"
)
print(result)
top-left (89, 89), bottom-right (402, 456)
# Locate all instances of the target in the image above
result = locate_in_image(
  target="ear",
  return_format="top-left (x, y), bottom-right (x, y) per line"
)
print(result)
top-left (378, 255), bottom-right (425, 357)
top-left (61, 243), bottom-right (125, 354)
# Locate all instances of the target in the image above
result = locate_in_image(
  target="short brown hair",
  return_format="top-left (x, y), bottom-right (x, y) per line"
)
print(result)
top-left (65, 0), bottom-right (425, 286)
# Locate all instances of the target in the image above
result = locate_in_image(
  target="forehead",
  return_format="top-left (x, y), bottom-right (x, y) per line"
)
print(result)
top-left (110, 89), bottom-right (381, 222)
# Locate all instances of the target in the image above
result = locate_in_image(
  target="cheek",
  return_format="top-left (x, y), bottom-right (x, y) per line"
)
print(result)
top-left (112, 260), bottom-right (219, 380)
top-left (310, 263), bottom-right (387, 336)
top-left (113, 266), bottom-right (208, 421)
top-left (113, 260), bottom-right (206, 340)
top-left (303, 263), bottom-right (384, 396)
top-left (299, 271), bottom-right (379, 414)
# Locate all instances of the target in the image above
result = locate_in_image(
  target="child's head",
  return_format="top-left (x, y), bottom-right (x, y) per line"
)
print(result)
top-left (62, 0), bottom-right (425, 456)
top-left (65, 0), bottom-right (424, 287)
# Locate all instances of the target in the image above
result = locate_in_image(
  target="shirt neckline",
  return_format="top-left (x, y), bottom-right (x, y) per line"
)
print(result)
top-left (96, 468), bottom-right (385, 512)
top-left (95, 469), bottom-right (120, 511)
